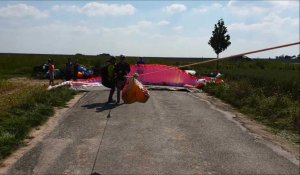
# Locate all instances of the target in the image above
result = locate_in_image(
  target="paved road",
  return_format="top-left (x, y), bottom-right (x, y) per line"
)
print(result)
top-left (7, 90), bottom-right (299, 174)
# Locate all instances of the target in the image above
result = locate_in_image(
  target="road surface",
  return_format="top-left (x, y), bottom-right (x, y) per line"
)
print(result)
top-left (4, 90), bottom-right (299, 174)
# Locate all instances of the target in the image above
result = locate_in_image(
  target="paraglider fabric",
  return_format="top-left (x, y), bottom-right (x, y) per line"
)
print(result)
top-left (77, 72), bottom-right (84, 78)
top-left (122, 77), bottom-right (150, 104)
top-left (128, 64), bottom-right (198, 87)
top-left (48, 64), bottom-right (224, 91)
top-left (70, 77), bottom-right (107, 91)
top-left (78, 66), bottom-right (87, 72)
top-left (76, 65), bottom-right (94, 79)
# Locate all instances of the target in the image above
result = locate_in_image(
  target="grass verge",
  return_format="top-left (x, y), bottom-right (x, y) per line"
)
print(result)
top-left (203, 81), bottom-right (300, 144)
top-left (0, 80), bottom-right (76, 160)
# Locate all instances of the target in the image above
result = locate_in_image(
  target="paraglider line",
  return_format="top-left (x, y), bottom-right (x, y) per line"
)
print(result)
top-left (91, 109), bottom-right (111, 174)
top-left (128, 41), bottom-right (300, 77)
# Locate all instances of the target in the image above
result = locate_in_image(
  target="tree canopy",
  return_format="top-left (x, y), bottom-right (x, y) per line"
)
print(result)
top-left (208, 19), bottom-right (231, 58)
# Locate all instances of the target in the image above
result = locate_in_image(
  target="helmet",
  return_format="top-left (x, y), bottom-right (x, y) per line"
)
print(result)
top-left (120, 54), bottom-right (126, 59)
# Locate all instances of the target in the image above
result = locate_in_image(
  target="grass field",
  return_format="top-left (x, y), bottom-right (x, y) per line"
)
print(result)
top-left (196, 60), bottom-right (299, 143)
top-left (0, 78), bottom-right (76, 159)
top-left (0, 53), bottom-right (206, 79)
top-left (0, 53), bottom-right (299, 160)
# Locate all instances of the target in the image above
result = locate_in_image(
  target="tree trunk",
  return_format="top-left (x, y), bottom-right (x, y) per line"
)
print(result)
top-left (216, 54), bottom-right (219, 71)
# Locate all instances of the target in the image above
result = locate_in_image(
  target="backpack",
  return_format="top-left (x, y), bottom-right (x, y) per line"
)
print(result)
top-left (100, 65), bottom-right (111, 88)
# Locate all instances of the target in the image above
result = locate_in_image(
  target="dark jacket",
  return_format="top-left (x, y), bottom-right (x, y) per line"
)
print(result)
top-left (115, 62), bottom-right (130, 80)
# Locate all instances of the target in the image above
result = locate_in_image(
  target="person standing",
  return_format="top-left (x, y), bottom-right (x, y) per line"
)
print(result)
top-left (136, 57), bottom-right (145, 65)
top-left (73, 60), bottom-right (79, 81)
top-left (48, 59), bottom-right (55, 86)
top-left (115, 55), bottom-right (131, 104)
top-left (65, 58), bottom-right (72, 81)
top-left (107, 56), bottom-right (117, 103)
top-left (136, 57), bottom-right (145, 82)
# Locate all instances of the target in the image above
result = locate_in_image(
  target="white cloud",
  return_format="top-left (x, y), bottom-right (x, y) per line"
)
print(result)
top-left (81, 2), bottom-right (135, 16)
top-left (97, 20), bottom-right (170, 36)
top-left (227, 1), bottom-right (267, 17)
top-left (0, 19), bottom-right (298, 58)
top-left (263, 13), bottom-right (299, 26)
top-left (193, 3), bottom-right (222, 14)
top-left (227, 0), bottom-right (299, 17)
top-left (0, 20), bottom-right (208, 57)
top-left (269, 1), bottom-right (299, 10)
top-left (228, 13), bottom-right (299, 33)
top-left (227, 38), bottom-right (300, 59)
top-left (211, 3), bottom-right (223, 9)
top-left (228, 22), bottom-right (268, 32)
top-left (51, 5), bottom-right (61, 11)
top-left (102, 26), bottom-right (142, 36)
top-left (23, 22), bottom-right (93, 36)
top-left (0, 1), bottom-right (298, 58)
top-left (163, 4), bottom-right (187, 14)
top-left (0, 4), bottom-right (48, 19)
top-left (228, 13), bottom-right (299, 57)
top-left (173, 26), bottom-right (183, 32)
top-left (52, 2), bottom-right (136, 16)
top-left (0, 23), bottom-right (96, 55)
top-left (227, 0), bottom-right (233, 7)
top-left (137, 20), bottom-right (153, 28)
top-left (193, 8), bottom-right (207, 14)
top-left (157, 20), bottom-right (170, 26)
top-left (129, 20), bottom-right (171, 30)
top-left (109, 20), bottom-right (170, 33)
top-left (138, 34), bottom-right (210, 57)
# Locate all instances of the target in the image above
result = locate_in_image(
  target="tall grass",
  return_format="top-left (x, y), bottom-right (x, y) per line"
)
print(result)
top-left (0, 83), bottom-right (76, 159)
top-left (0, 79), bottom-right (17, 93)
top-left (199, 60), bottom-right (300, 143)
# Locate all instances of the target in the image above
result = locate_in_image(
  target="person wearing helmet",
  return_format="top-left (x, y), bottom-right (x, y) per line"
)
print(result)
top-left (73, 59), bottom-right (79, 81)
top-left (136, 57), bottom-right (145, 65)
top-left (115, 55), bottom-right (131, 104)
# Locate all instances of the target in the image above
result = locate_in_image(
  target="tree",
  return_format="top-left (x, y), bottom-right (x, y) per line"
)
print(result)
top-left (208, 19), bottom-right (231, 59)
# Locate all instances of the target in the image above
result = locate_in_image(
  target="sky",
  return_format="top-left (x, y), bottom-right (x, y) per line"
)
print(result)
top-left (0, 0), bottom-right (299, 58)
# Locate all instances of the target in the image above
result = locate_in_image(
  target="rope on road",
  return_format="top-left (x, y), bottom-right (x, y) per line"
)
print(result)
top-left (129, 41), bottom-right (300, 77)
top-left (90, 109), bottom-right (111, 174)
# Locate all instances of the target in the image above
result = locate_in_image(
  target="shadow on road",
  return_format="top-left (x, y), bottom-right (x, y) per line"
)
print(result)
top-left (82, 102), bottom-right (123, 112)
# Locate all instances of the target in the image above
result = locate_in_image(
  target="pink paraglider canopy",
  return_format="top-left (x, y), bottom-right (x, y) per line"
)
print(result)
top-left (47, 64), bottom-right (224, 91)
top-left (128, 64), bottom-right (198, 87)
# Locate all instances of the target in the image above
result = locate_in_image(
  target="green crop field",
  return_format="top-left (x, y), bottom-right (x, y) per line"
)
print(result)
top-left (0, 53), bottom-right (210, 79)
